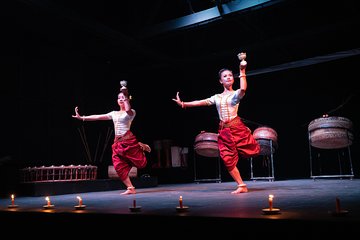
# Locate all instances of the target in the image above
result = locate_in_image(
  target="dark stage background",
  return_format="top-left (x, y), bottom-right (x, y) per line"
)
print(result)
top-left (1, 0), bottom-right (359, 194)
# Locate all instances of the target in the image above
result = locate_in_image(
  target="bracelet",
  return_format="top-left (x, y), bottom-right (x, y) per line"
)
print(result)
top-left (82, 116), bottom-right (85, 122)
top-left (181, 101), bottom-right (185, 109)
top-left (239, 75), bottom-right (246, 78)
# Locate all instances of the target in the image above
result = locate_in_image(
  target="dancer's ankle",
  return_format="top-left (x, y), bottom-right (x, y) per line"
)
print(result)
top-left (231, 184), bottom-right (248, 194)
top-left (121, 186), bottom-right (136, 195)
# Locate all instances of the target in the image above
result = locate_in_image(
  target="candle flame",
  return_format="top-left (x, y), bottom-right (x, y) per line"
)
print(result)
top-left (45, 196), bottom-right (51, 206)
top-left (269, 194), bottom-right (274, 200)
top-left (77, 196), bottom-right (82, 201)
top-left (11, 194), bottom-right (14, 200)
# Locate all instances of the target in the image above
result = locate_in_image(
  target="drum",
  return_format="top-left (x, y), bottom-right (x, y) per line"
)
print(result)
top-left (194, 131), bottom-right (219, 157)
top-left (308, 116), bottom-right (353, 149)
top-left (253, 127), bottom-right (278, 155)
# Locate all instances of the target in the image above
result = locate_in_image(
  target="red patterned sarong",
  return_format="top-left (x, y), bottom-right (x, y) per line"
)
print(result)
top-left (218, 116), bottom-right (260, 171)
top-left (111, 131), bottom-right (147, 181)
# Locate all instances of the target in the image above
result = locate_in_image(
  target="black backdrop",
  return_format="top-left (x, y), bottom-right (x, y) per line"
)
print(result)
top-left (1, 1), bottom-right (359, 192)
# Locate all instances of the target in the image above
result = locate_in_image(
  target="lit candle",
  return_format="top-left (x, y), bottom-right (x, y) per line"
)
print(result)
top-left (45, 196), bottom-right (51, 206)
top-left (77, 196), bottom-right (82, 206)
top-left (179, 196), bottom-right (183, 208)
top-left (268, 194), bottom-right (274, 211)
top-left (133, 199), bottom-right (136, 208)
top-left (336, 197), bottom-right (341, 213)
top-left (11, 194), bottom-right (15, 206)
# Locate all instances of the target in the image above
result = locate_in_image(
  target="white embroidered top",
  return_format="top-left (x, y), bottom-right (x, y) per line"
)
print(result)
top-left (106, 110), bottom-right (136, 136)
top-left (205, 90), bottom-right (243, 123)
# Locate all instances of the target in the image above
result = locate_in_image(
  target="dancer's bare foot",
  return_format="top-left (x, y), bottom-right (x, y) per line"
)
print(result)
top-left (139, 142), bottom-right (151, 153)
top-left (121, 186), bottom-right (136, 195)
top-left (231, 184), bottom-right (248, 194)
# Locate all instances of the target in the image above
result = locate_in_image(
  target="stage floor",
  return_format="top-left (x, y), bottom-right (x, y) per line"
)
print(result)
top-left (1, 179), bottom-right (360, 236)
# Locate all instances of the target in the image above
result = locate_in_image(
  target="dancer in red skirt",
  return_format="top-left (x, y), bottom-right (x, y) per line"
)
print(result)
top-left (72, 82), bottom-right (150, 195)
top-left (173, 52), bottom-right (260, 194)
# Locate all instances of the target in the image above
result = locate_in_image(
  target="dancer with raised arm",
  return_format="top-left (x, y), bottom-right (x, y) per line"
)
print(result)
top-left (73, 81), bottom-right (150, 195)
top-left (173, 53), bottom-right (260, 194)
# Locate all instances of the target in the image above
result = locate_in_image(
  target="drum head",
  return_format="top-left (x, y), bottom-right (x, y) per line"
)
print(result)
top-left (194, 132), bottom-right (219, 157)
top-left (253, 127), bottom-right (278, 143)
top-left (253, 127), bottom-right (278, 155)
top-left (308, 116), bottom-right (353, 149)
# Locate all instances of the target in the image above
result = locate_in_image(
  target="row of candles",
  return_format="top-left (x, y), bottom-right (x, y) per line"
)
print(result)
top-left (8, 195), bottom-right (189, 212)
top-left (7, 194), bottom-right (203, 211)
top-left (6, 194), bottom-right (345, 214)
top-left (8, 194), bottom-right (86, 210)
top-left (42, 196), bottom-right (85, 209)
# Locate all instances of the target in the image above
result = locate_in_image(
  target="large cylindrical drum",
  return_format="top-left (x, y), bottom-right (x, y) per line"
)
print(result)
top-left (194, 131), bottom-right (219, 157)
top-left (308, 116), bottom-right (353, 149)
top-left (253, 127), bottom-right (278, 155)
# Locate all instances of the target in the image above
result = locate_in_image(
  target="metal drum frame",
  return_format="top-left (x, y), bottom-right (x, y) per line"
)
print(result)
top-left (250, 127), bottom-right (278, 182)
top-left (250, 139), bottom-right (275, 182)
top-left (193, 132), bottom-right (221, 183)
top-left (193, 153), bottom-right (222, 183)
top-left (308, 117), bottom-right (354, 180)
